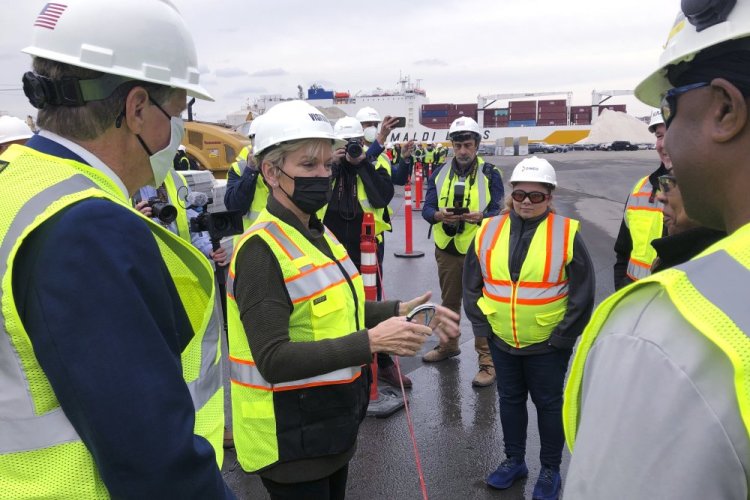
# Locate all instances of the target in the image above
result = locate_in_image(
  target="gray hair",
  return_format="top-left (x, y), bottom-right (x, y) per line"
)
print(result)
top-left (33, 57), bottom-right (176, 141)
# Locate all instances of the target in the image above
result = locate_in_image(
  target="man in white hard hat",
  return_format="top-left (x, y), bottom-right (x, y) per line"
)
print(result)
top-left (0, 0), bottom-right (232, 497)
top-left (0, 115), bottom-right (33, 153)
top-left (564, 2), bottom-right (750, 497)
top-left (612, 109), bottom-right (668, 290)
top-left (422, 116), bottom-right (504, 387)
top-left (355, 106), bottom-right (401, 163)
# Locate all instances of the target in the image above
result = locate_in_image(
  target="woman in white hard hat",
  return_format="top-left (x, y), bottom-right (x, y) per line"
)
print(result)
top-left (462, 156), bottom-right (594, 500)
top-left (227, 100), bottom-right (459, 499)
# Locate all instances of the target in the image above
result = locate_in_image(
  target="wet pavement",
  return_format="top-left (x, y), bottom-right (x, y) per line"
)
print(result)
top-left (222, 150), bottom-right (660, 499)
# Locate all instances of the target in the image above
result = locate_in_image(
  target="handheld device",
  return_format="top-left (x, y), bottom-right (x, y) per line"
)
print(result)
top-left (445, 207), bottom-right (469, 215)
top-left (392, 116), bottom-right (407, 128)
top-left (406, 303), bottom-right (438, 326)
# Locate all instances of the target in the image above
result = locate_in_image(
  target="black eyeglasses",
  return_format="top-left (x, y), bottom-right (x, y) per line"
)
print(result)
top-left (660, 82), bottom-right (710, 127)
top-left (511, 190), bottom-right (549, 204)
top-left (658, 174), bottom-right (677, 193)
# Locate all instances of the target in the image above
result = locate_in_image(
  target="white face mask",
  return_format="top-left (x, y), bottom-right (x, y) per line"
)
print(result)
top-left (141, 115), bottom-right (185, 187)
top-left (363, 126), bottom-right (378, 144)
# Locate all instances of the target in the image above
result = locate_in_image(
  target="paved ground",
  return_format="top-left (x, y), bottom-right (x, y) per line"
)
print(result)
top-left (222, 150), bottom-right (660, 499)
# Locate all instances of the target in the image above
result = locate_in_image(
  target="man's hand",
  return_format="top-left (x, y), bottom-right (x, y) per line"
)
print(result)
top-left (401, 140), bottom-right (416, 159)
top-left (333, 147), bottom-right (346, 164)
top-left (346, 149), bottom-right (366, 165)
top-left (462, 211), bottom-right (484, 224)
top-left (398, 291), bottom-right (432, 316)
top-left (210, 247), bottom-right (229, 267)
top-left (135, 200), bottom-right (152, 218)
top-left (378, 116), bottom-right (400, 145)
top-left (434, 209), bottom-right (462, 224)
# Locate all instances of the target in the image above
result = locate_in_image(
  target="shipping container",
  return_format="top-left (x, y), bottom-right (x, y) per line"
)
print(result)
top-left (509, 100), bottom-right (537, 108)
top-left (572, 115), bottom-right (591, 125)
top-left (455, 103), bottom-right (478, 113)
top-left (538, 100), bottom-right (567, 108)
top-left (509, 112), bottom-right (537, 120)
top-left (537, 112), bottom-right (568, 120)
top-left (492, 108), bottom-right (509, 117)
top-left (422, 116), bottom-right (450, 124)
top-left (307, 88), bottom-right (334, 100)
top-left (422, 103), bottom-right (454, 111)
top-left (422, 110), bottom-right (450, 118)
top-left (537, 119), bottom-right (568, 126)
top-left (508, 119), bottom-right (537, 127)
top-left (570, 106), bottom-right (592, 114)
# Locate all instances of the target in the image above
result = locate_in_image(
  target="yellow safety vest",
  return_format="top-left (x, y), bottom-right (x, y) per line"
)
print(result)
top-left (475, 212), bottom-right (579, 348)
top-left (0, 145), bottom-right (224, 498)
top-left (564, 225), bottom-right (750, 450)
top-left (432, 158), bottom-right (492, 254)
top-left (226, 209), bottom-right (368, 473)
top-left (624, 175), bottom-right (663, 281)
top-left (230, 144), bottom-right (270, 241)
top-left (163, 169), bottom-right (191, 241)
top-left (424, 149), bottom-right (435, 164)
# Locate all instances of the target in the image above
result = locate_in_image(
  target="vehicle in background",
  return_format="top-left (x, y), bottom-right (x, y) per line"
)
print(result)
top-left (528, 142), bottom-right (559, 154)
top-left (596, 142), bottom-right (612, 151)
top-left (610, 140), bottom-right (639, 151)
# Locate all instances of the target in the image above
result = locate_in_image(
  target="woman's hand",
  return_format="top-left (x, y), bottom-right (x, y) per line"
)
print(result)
top-left (368, 316), bottom-right (431, 357)
top-left (429, 305), bottom-right (461, 345)
top-left (398, 291), bottom-right (431, 316)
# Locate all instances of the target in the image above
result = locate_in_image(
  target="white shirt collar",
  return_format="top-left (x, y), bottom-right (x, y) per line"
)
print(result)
top-left (38, 130), bottom-right (129, 199)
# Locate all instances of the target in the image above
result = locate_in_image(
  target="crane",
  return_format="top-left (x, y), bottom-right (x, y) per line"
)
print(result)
top-left (591, 90), bottom-right (634, 123)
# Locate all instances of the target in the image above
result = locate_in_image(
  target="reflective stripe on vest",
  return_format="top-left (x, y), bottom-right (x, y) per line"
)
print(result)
top-left (163, 169), bottom-right (191, 241)
top-left (624, 176), bottom-right (663, 281)
top-left (475, 212), bottom-right (577, 348)
top-left (564, 230), bottom-right (750, 451)
top-left (432, 158), bottom-right (491, 254)
top-left (229, 358), bottom-right (361, 391)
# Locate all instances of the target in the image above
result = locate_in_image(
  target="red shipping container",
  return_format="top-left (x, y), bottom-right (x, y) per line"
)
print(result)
top-left (537, 119), bottom-right (568, 126)
top-left (424, 116), bottom-right (450, 124)
top-left (509, 100), bottom-right (536, 107)
top-left (598, 104), bottom-right (627, 115)
top-left (571, 106), bottom-right (591, 114)
top-left (509, 112), bottom-right (536, 120)
top-left (455, 103), bottom-right (478, 112)
top-left (538, 100), bottom-right (566, 107)
top-left (537, 111), bottom-right (568, 119)
top-left (422, 103), bottom-right (455, 111)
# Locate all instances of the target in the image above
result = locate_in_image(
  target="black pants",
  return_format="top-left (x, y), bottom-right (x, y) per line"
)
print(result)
top-left (261, 464), bottom-right (349, 500)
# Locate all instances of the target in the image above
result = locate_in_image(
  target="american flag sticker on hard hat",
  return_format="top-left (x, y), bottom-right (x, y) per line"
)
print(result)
top-left (34, 3), bottom-right (68, 30)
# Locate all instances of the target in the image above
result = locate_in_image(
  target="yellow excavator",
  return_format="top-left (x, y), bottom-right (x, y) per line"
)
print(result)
top-left (180, 99), bottom-right (252, 179)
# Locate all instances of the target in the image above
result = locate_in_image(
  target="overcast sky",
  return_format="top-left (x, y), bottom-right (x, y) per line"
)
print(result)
top-left (0, 0), bottom-right (681, 122)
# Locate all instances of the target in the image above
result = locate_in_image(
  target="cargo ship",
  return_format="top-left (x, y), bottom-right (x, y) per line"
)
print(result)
top-left (233, 77), bottom-right (633, 145)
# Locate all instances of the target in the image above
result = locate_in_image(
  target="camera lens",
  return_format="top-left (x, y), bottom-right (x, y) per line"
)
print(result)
top-left (346, 140), bottom-right (363, 159)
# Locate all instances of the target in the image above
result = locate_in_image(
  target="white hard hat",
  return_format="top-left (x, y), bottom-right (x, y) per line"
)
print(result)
top-left (510, 156), bottom-right (557, 187)
top-left (0, 116), bottom-right (33, 144)
top-left (648, 109), bottom-right (665, 133)
top-left (385, 142), bottom-right (394, 149)
top-left (22, 0), bottom-right (213, 101)
top-left (247, 115), bottom-right (264, 138)
top-left (333, 116), bottom-right (364, 139)
top-left (636, 2), bottom-right (750, 107)
top-left (448, 117), bottom-right (482, 139)
top-left (253, 100), bottom-right (339, 156)
top-left (355, 106), bottom-right (381, 124)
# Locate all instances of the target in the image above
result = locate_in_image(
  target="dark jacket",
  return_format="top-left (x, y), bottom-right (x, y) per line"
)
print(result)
top-left (651, 226), bottom-right (726, 273)
top-left (463, 209), bottom-right (595, 354)
top-left (613, 163), bottom-right (668, 290)
top-left (323, 157), bottom-right (393, 267)
top-left (224, 165), bottom-right (259, 215)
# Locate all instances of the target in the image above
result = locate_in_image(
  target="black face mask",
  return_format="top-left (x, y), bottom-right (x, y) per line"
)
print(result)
top-left (278, 169), bottom-right (332, 214)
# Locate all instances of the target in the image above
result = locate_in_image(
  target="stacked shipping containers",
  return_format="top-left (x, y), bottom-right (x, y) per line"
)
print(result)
top-left (508, 100), bottom-right (536, 127)
top-left (537, 99), bottom-right (568, 126)
top-left (598, 104), bottom-right (627, 115)
top-left (483, 107), bottom-right (509, 128)
top-left (570, 105), bottom-right (592, 125)
top-left (421, 103), bottom-right (452, 129)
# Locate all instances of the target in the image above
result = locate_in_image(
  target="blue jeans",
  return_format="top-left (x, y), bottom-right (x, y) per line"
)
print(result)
top-left (488, 341), bottom-right (572, 469)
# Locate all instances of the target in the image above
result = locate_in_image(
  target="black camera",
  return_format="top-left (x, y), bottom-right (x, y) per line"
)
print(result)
top-left (345, 139), bottom-right (363, 159)
top-left (148, 197), bottom-right (177, 224)
top-left (453, 182), bottom-right (466, 208)
top-left (190, 210), bottom-right (244, 242)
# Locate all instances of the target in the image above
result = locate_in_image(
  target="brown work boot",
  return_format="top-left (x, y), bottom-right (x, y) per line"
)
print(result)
top-left (472, 364), bottom-right (496, 387)
top-left (378, 364), bottom-right (413, 388)
top-left (472, 337), bottom-right (496, 387)
top-left (422, 339), bottom-right (461, 363)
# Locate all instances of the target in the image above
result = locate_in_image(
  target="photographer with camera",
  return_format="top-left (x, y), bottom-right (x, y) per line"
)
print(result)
top-left (134, 166), bottom-right (228, 266)
top-left (422, 117), bottom-right (504, 388)
top-left (324, 117), bottom-right (412, 388)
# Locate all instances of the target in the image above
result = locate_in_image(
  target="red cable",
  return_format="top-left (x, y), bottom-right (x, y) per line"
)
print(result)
top-left (377, 255), bottom-right (429, 500)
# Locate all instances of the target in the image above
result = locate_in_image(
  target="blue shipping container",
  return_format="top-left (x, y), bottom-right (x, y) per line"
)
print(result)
top-left (422, 110), bottom-right (449, 118)
top-left (307, 88), bottom-right (334, 100)
top-left (508, 120), bottom-right (537, 127)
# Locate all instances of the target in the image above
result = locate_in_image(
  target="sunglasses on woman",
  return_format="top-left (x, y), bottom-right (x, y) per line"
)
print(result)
top-left (658, 174), bottom-right (677, 193)
top-left (511, 190), bottom-right (549, 204)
